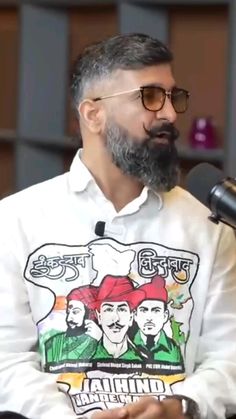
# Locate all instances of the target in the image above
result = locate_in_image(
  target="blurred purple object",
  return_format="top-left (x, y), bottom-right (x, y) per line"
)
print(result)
top-left (189, 116), bottom-right (217, 149)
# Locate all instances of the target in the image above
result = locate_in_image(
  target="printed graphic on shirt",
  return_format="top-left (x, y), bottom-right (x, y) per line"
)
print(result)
top-left (24, 238), bottom-right (199, 415)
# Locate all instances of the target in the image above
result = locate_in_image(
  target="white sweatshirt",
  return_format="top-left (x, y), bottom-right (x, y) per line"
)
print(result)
top-left (0, 151), bottom-right (236, 419)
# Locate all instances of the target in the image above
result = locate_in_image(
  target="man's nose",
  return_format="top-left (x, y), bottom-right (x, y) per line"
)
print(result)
top-left (156, 96), bottom-right (177, 124)
top-left (112, 309), bottom-right (120, 321)
top-left (67, 313), bottom-right (73, 321)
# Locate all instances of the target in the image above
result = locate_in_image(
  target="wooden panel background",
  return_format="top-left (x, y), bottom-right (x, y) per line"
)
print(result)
top-left (64, 6), bottom-right (118, 171)
top-left (0, 8), bottom-right (18, 197)
top-left (0, 144), bottom-right (14, 198)
top-left (169, 5), bottom-right (228, 150)
top-left (0, 5), bottom-right (229, 185)
top-left (0, 8), bottom-right (18, 130)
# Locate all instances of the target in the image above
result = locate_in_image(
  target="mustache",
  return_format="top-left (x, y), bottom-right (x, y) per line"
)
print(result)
top-left (67, 321), bottom-right (78, 326)
top-left (144, 322), bottom-right (155, 327)
top-left (143, 123), bottom-right (179, 142)
top-left (108, 322), bottom-right (123, 330)
top-left (66, 324), bottom-right (86, 336)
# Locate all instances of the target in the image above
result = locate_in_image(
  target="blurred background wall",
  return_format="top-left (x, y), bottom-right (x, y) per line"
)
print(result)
top-left (0, 0), bottom-right (236, 198)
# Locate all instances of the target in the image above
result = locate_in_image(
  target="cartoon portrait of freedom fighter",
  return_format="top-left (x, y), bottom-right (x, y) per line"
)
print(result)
top-left (133, 275), bottom-right (184, 367)
top-left (45, 285), bottom-right (102, 366)
top-left (92, 275), bottom-right (146, 361)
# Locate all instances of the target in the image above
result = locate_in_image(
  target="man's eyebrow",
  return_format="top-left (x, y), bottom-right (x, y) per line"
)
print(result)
top-left (142, 83), bottom-right (177, 89)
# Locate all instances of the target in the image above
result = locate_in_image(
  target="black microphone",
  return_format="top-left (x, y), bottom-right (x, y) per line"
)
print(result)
top-left (186, 162), bottom-right (236, 229)
top-left (94, 221), bottom-right (106, 237)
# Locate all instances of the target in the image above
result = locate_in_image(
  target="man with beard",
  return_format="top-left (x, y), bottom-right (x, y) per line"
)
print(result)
top-left (45, 286), bottom-right (102, 366)
top-left (1, 33), bottom-right (236, 419)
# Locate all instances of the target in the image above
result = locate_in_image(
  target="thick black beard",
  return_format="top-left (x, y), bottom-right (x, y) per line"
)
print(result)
top-left (105, 120), bottom-right (180, 192)
top-left (66, 324), bottom-right (86, 337)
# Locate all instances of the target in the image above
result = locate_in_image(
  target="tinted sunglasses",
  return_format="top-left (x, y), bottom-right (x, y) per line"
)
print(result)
top-left (93, 85), bottom-right (190, 113)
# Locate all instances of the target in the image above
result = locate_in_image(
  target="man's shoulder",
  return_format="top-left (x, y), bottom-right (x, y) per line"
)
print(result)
top-left (165, 185), bottom-right (207, 210)
top-left (163, 185), bottom-right (215, 225)
top-left (46, 331), bottom-right (66, 346)
top-left (160, 330), bottom-right (178, 347)
top-left (0, 172), bottom-right (69, 215)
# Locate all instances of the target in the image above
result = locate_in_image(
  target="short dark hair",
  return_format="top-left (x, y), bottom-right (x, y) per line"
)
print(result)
top-left (70, 33), bottom-right (173, 110)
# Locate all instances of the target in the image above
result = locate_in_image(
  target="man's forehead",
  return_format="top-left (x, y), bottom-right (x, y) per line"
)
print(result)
top-left (101, 301), bottom-right (129, 308)
top-left (138, 300), bottom-right (165, 308)
top-left (109, 65), bottom-right (175, 89)
top-left (88, 64), bottom-right (175, 98)
top-left (68, 300), bottom-right (84, 308)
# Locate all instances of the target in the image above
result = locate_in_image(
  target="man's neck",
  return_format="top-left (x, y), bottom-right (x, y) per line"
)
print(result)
top-left (103, 335), bottom-right (128, 358)
top-left (81, 147), bottom-right (143, 212)
top-left (140, 330), bottom-right (161, 345)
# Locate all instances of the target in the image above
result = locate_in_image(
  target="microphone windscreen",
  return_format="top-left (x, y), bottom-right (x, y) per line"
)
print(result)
top-left (185, 162), bottom-right (223, 207)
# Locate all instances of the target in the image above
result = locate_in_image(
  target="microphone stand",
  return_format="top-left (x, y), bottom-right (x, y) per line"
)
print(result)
top-left (208, 213), bottom-right (236, 229)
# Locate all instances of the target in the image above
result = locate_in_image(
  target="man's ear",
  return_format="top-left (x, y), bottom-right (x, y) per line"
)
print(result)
top-left (164, 309), bottom-right (169, 324)
top-left (78, 99), bottom-right (105, 133)
top-left (96, 310), bottom-right (102, 325)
